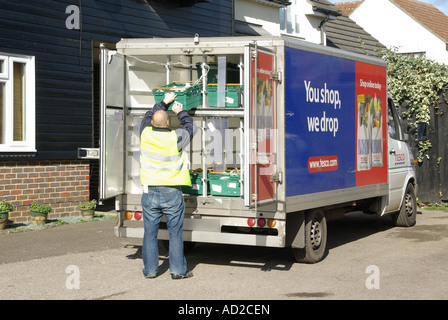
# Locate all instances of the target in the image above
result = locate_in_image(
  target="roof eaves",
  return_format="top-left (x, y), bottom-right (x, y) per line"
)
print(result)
top-left (248, 0), bottom-right (291, 8)
top-left (308, 0), bottom-right (342, 17)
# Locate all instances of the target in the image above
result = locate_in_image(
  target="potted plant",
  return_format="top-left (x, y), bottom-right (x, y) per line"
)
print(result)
top-left (78, 199), bottom-right (97, 220)
top-left (0, 199), bottom-right (16, 230)
top-left (28, 201), bottom-right (52, 225)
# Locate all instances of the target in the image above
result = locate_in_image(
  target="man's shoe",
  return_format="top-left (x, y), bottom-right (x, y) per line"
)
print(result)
top-left (143, 272), bottom-right (157, 279)
top-left (171, 271), bottom-right (193, 280)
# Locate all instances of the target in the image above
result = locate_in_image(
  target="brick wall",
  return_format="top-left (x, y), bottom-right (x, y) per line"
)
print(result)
top-left (0, 160), bottom-right (91, 223)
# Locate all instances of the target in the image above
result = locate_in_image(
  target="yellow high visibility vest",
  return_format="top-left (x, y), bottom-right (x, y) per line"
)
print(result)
top-left (140, 127), bottom-right (191, 186)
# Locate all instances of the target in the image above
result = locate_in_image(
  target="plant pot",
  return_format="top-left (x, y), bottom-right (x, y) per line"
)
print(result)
top-left (30, 211), bottom-right (48, 225)
top-left (80, 209), bottom-right (95, 220)
top-left (0, 212), bottom-right (8, 230)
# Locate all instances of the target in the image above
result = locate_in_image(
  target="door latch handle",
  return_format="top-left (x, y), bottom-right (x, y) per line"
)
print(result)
top-left (389, 149), bottom-right (396, 155)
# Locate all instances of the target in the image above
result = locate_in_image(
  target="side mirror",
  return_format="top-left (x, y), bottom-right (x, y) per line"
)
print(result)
top-left (417, 122), bottom-right (428, 141)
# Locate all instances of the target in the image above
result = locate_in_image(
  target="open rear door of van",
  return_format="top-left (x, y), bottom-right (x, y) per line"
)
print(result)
top-left (98, 47), bottom-right (125, 200)
top-left (245, 43), bottom-right (278, 208)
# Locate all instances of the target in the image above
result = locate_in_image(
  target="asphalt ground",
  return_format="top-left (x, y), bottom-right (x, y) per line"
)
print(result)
top-left (0, 208), bottom-right (447, 307)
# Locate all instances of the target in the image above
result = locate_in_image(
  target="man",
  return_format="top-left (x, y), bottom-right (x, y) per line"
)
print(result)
top-left (140, 92), bottom-right (197, 280)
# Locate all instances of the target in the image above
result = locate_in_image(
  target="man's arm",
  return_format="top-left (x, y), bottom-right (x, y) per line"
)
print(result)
top-left (172, 102), bottom-right (198, 151)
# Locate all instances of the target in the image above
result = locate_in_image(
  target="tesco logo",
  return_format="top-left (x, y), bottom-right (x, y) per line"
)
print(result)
top-left (394, 154), bottom-right (405, 162)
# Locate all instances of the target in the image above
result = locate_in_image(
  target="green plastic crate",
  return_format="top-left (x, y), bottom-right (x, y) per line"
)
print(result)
top-left (207, 84), bottom-right (243, 108)
top-left (152, 81), bottom-right (202, 110)
top-left (208, 172), bottom-right (241, 196)
top-left (181, 171), bottom-right (208, 195)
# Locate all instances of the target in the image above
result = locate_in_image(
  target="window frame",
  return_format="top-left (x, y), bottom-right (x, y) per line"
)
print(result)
top-left (280, 1), bottom-right (300, 37)
top-left (0, 55), bottom-right (9, 79)
top-left (387, 97), bottom-right (404, 141)
top-left (0, 52), bottom-right (36, 153)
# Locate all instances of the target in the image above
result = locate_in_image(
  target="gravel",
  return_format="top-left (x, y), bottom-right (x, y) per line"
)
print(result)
top-left (0, 214), bottom-right (116, 234)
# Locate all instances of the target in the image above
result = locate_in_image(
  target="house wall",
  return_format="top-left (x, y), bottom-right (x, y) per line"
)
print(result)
top-left (350, 0), bottom-right (448, 64)
top-left (0, 160), bottom-right (90, 222)
top-left (293, 0), bottom-right (326, 45)
top-left (0, 0), bottom-right (232, 160)
top-left (0, 0), bottom-right (232, 222)
top-left (235, 0), bottom-right (327, 45)
top-left (236, 0), bottom-right (281, 35)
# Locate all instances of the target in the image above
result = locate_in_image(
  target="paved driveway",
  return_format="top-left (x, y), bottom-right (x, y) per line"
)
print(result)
top-left (1, 209), bottom-right (447, 301)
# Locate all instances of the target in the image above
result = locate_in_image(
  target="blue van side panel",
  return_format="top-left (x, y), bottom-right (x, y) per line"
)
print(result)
top-left (284, 47), bottom-right (357, 197)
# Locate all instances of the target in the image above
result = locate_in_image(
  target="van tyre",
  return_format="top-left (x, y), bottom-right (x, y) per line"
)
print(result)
top-left (392, 183), bottom-right (417, 227)
top-left (292, 209), bottom-right (327, 264)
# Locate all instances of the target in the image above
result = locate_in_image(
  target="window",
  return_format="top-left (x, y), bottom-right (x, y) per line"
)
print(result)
top-left (280, 1), bottom-right (300, 35)
top-left (401, 52), bottom-right (426, 59)
top-left (387, 98), bottom-right (403, 141)
top-left (0, 53), bottom-right (35, 152)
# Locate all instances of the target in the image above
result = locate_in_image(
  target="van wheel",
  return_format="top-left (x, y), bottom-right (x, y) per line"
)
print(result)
top-left (392, 183), bottom-right (417, 227)
top-left (292, 209), bottom-right (327, 263)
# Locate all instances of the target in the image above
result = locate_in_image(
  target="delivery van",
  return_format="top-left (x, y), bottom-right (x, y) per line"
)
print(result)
top-left (91, 36), bottom-right (419, 263)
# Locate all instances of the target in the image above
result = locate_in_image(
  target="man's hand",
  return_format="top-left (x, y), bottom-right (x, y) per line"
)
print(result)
top-left (172, 101), bottom-right (183, 115)
top-left (163, 92), bottom-right (177, 105)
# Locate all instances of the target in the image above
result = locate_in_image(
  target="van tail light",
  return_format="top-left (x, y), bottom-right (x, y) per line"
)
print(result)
top-left (257, 218), bottom-right (266, 227)
top-left (125, 211), bottom-right (133, 220)
top-left (247, 218), bottom-right (256, 227)
top-left (249, 218), bottom-right (280, 228)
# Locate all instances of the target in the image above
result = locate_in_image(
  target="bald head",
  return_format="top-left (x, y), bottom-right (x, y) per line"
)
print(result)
top-left (152, 110), bottom-right (169, 128)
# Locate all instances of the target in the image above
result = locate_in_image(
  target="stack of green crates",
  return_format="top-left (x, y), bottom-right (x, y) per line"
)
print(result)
top-left (207, 84), bottom-right (243, 108)
top-left (181, 169), bottom-right (208, 195)
top-left (208, 171), bottom-right (241, 196)
top-left (152, 81), bottom-right (202, 110)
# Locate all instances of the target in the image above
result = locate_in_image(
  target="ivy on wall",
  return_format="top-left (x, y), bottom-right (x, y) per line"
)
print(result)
top-left (380, 48), bottom-right (448, 162)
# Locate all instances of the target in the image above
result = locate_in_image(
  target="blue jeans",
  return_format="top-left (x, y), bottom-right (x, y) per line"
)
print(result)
top-left (141, 186), bottom-right (188, 276)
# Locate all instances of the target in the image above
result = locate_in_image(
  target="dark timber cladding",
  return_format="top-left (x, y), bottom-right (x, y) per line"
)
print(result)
top-left (0, 0), bottom-right (232, 160)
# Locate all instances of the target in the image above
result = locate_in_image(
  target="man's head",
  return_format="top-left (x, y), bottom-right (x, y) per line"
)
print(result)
top-left (151, 110), bottom-right (170, 128)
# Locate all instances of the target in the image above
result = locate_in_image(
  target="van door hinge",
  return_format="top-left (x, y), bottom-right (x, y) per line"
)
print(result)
top-left (252, 51), bottom-right (257, 61)
top-left (270, 71), bottom-right (282, 83)
top-left (270, 171), bottom-right (283, 184)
